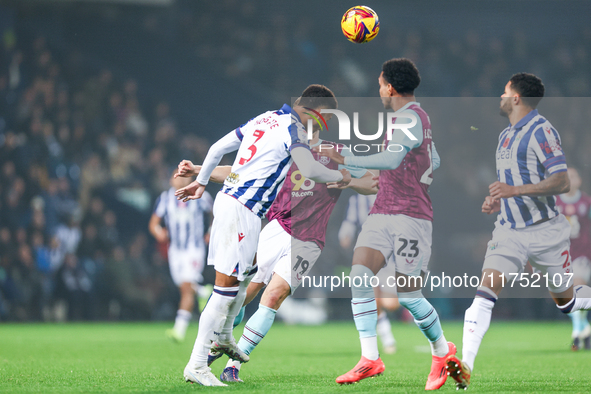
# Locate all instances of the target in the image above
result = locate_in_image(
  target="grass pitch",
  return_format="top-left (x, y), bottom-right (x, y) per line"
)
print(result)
top-left (0, 321), bottom-right (590, 393)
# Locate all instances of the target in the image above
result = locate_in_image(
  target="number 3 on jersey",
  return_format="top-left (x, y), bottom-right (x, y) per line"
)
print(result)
top-left (239, 129), bottom-right (265, 165)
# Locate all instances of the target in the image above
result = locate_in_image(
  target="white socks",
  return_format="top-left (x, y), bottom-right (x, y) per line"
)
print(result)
top-left (187, 286), bottom-right (238, 370)
top-left (360, 336), bottom-right (380, 360)
top-left (462, 287), bottom-right (497, 371)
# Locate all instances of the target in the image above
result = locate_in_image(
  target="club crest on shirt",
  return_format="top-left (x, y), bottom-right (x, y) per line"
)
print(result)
top-left (319, 155), bottom-right (330, 165)
top-left (488, 241), bottom-right (498, 251)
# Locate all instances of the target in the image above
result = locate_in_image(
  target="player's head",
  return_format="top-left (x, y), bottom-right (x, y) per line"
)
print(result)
top-left (379, 58), bottom-right (420, 108)
top-left (567, 167), bottom-right (582, 193)
top-left (293, 84), bottom-right (337, 134)
top-left (500, 73), bottom-right (545, 117)
top-left (294, 84), bottom-right (338, 111)
top-left (170, 169), bottom-right (192, 190)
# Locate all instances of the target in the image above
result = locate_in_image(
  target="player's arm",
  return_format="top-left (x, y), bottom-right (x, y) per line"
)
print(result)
top-left (490, 126), bottom-right (569, 199)
top-left (288, 120), bottom-right (349, 184)
top-left (291, 146), bottom-right (351, 184)
top-left (315, 111), bottom-right (423, 170)
top-left (185, 164), bottom-right (232, 184)
top-left (149, 213), bottom-right (168, 243)
top-left (328, 170), bottom-right (378, 195)
top-left (176, 131), bottom-right (241, 201)
top-left (489, 171), bottom-right (570, 199)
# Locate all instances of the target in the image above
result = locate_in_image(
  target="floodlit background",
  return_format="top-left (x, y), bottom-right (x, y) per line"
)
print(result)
top-left (1, 0), bottom-right (590, 322)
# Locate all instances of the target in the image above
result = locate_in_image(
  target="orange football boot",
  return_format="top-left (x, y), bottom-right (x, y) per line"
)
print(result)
top-left (335, 356), bottom-right (385, 384)
top-left (425, 341), bottom-right (457, 390)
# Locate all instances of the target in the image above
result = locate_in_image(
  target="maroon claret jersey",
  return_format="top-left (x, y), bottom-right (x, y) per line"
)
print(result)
top-left (370, 103), bottom-right (434, 221)
top-left (267, 140), bottom-right (363, 249)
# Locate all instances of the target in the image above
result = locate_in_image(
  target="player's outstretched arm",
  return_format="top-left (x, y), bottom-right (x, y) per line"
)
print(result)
top-left (196, 131), bottom-right (241, 186)
top-left (328, 170), bottom-right (378, 195)
top-left (179, 164), bottom-right (232, 184)
top-left (489, 171), bottom-right (570, 199)
top-left (314, 144), bottom-right (409, 171)
top-left (291, 146), bottom-right (349, 184)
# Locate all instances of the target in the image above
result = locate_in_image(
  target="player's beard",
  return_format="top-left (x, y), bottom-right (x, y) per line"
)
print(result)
top-left (381, 96), bottom-right (391, 109)
top-left (499, 99), bottom-right (512, 118)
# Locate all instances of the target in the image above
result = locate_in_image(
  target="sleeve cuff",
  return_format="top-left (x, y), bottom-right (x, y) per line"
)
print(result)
top-left (543, 155), bottom-right (567, 174)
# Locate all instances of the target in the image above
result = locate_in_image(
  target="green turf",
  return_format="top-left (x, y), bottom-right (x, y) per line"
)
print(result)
top-left (0, 321), bottom-right (590, 393)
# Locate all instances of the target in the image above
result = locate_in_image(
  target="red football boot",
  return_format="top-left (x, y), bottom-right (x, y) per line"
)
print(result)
top-left (335, 356), bottom-right (385, 384)
top-left (445, 354), bottom-right (471, 390)
top-left (425, 341), bottom-right (457, 390)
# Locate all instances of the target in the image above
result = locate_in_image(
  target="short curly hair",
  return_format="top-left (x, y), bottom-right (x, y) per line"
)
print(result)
top-left (509, 73), bottom-right (545, 108)
top-left (382, 58), bottom-right (420, 95)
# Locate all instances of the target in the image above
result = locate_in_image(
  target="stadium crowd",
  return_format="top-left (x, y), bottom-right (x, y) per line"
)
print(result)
top-left (0, 32), bottom-right (211, 321)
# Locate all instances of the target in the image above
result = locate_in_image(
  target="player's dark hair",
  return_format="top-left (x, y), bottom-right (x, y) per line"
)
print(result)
top-left (382, 58), bottom-right (421, 95)
top-left (509, 73), bottom-right (545, 108)
top-left (294, 84), bottom-right (338, 110)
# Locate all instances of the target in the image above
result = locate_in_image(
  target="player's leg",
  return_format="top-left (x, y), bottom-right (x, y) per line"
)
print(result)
top-left (566, 258), bottom-right (591, 350)
top-left (223, 274), bottom-right (290, 381)
top-left (184, 270), bottom-right (241, 386)
top-left (230, 280), bottom-right (265, 329)
top-left (448, 225), bottom-right (527, 390)
top-left (223, 238), bottom-right (321, 382)
top-left (336, 246), bottom-right (386, 384)
top-left (531, 218), bottom-right (591, 321)
top-left (184, 193), bottom-right (259, 386)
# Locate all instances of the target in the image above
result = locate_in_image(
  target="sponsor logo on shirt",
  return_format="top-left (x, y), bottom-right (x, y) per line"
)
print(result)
top-left (226, 172), bottom-right (240, 184)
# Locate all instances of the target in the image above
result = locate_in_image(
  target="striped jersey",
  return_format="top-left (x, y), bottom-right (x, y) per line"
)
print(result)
top-left (153, 188), bottom-right (213, 250)
top-left (495, 109), bottom-right (567, 228)
top-left (221, 104), bottom-right (309, 218)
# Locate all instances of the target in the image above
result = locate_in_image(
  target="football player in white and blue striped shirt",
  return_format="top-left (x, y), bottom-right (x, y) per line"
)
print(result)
top-left (175, 85), bottom-right (351, 386)
top-left (447, 73), bottom-right (591, 390)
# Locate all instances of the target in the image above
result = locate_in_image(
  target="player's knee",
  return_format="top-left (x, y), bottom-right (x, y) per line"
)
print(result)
top-left (261, 281), bottom-right (290, 309)
top-left (381, 297), bottom-right (400, 311)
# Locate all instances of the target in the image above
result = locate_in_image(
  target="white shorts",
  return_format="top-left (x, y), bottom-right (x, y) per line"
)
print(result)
top-left (483, 215), bottom-right (573, 293)
top-left (355, 214), bottom-right (432, 277)
top-left (168, 247), bottom-right (205, 286)
top-left (252, 219), bottom-right (321, 294)
top-left (572, 256), bottom-right (591, 283)
top-left (208, 192), bottom-right (261, 281)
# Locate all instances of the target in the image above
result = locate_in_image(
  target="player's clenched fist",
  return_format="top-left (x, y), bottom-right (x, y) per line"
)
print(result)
top-left (481, 195), bottom-right (501, 214)
top-left (488, 181), bottom-right (518, 200)
top-left (175, 180), bottom-right (206, 201)
top-left (175, 160), bottom-right (198, 178)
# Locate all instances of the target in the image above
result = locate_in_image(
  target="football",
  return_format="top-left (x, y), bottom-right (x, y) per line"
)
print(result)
top-left (340, 6), bottom-right (380, 44)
